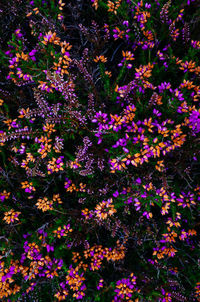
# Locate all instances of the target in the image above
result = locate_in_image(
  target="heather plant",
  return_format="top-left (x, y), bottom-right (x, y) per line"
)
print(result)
top-left (0, 0), bottom-right (200, 301)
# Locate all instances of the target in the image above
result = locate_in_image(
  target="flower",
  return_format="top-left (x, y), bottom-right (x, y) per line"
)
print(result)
top-left (189, 109), bottom-right (200, 133)
top-left (3, 209), bottom-right (21, 224)
top-left (114, 273), bottom-right (137, 301)
top-left (21, 181), bottom-right (36, 193)
top-left (36, 197), bottom-right (53, 212)
top-left (95, 198), bottom-right (117, 220)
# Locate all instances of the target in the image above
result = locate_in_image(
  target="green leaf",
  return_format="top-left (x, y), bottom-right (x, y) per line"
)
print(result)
top-left (154, 199), bottom-right (162, 207)
top-left (171, 203), bottom-right (176, 221)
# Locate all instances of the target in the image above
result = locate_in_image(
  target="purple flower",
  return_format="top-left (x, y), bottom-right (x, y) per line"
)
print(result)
top-left (153, 109), bottom-right (162, 117)
top-left (46, 245), bottom-right (54, 252)
top-left (189, 109), bottom-right (200, 133)
top-left (113, 191), bottom-right (119, 197)
top-left (29, 49), bottom-right (37, 56)
top-left (92, 111), bottom-right (108, 123)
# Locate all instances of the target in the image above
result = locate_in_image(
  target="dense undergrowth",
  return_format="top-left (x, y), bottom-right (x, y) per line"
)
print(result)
top-left (0, 0), bottom-right (200, 301)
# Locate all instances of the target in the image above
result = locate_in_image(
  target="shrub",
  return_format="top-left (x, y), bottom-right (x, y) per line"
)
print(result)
top-left (0, 0), bottom-right (200, 301)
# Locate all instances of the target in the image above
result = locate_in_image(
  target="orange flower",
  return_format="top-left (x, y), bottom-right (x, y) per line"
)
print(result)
top-left (155, 160), bottom-right (165, 172)
top-left (95, 198), bottom-right (116, 220)
top-left (92, 0), bottom-right (99, 10)
top-left (58, 0), bottom-right (65, 10)
top-left (94, 55), bottom-right (107, 63)
top-left (36, 197), bottom-right (53, 212)
top-left (52, 194), bottom-right (63, 204)
top-left (33, 7), bottom-right (39, 14)
top-left (105, 70), bottom-right (112, 77)
top-left (43, 123), bottom-right (56, 134)
top-left (122, 50), bottom-right (135, 61)
top-left (42, 31), bottom-right (61, 46)
top-left (107, 0), bottom-right (121, 14)
top-left (3, 209), bottom-right (21, 224)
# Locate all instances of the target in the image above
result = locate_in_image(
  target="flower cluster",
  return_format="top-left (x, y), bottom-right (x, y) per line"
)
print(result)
top-left (3, 209), bottom-right (21, 224)
top-left (0, 0), bottom-right (199, 300)
top-left (113, 273), bottom-right (137, 302)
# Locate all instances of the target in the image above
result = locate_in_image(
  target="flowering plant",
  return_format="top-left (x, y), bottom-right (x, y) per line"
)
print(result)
top-left (0, 0), bottom-right (200, 301)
